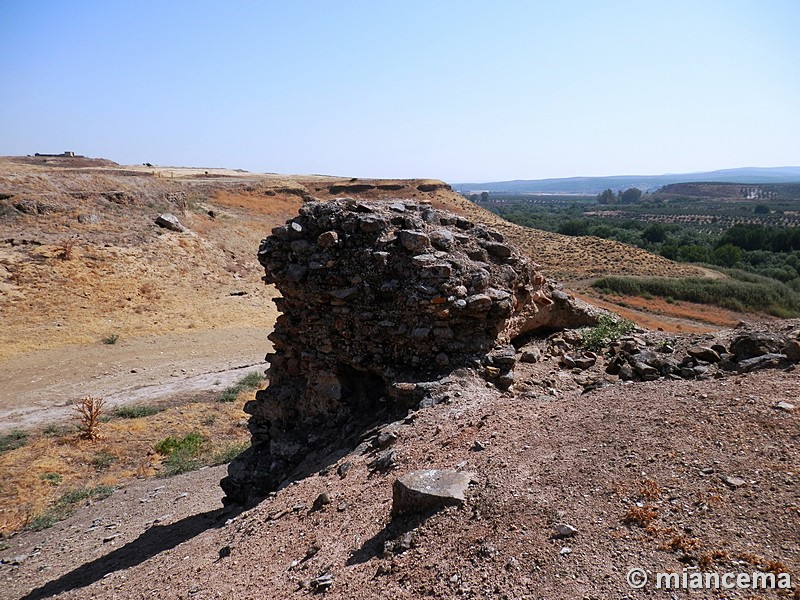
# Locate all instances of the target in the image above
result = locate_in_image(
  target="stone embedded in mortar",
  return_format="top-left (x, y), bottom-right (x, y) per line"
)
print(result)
top-left (221, 198), bottom-right (596, 505)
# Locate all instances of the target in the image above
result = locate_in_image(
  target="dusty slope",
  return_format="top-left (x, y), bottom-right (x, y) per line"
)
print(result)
top-left (2, 337), bottom-right (797, 599)
top-left (0, 327), bottom-right (269, 433)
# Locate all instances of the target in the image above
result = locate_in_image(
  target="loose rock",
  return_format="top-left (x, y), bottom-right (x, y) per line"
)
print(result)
top-left (155, 213), bottom-right (186, 232)
top-left (391, 469), bottom-right (474, 517)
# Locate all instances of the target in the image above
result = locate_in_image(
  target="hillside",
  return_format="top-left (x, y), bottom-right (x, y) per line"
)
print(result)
top-left (4, 329), bottom-right (799, 599)
top-left (1, 157), bottom-right (798, 599)
top-left (454, 166), bottom-right (800, 195)
top-left (0, 156), bottom-right (703, 363)
top-left (654, 182), bottom-right (800, 201)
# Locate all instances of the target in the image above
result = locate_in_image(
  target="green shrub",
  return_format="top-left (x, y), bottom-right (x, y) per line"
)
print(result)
top-left (218, 386), bottom-right (242, 403)
top-left (110, 404), bottom-right (163, 419)
top-left (101, 333), bottom-right (120, 345)
top-left (40, 472), bottom-right (63, 485)
top-left (155, 431), bottom-right (205, 456)
top-left (42, 423), bottom-right (76, 437)
top-left (218, 371), bottom-right (265, 402)
top-left (91, 451), bottom-right (117, 469)
top-left (155, 431), bottom-right (209, 477)
top-left (27, 512), bottom-right (58, 531)
top-left (580, 315), bottom-right (636, 351)
top-left (0, 429), bottom-right (29, 453)
top-left (160, 451), bottom-right (204, 477)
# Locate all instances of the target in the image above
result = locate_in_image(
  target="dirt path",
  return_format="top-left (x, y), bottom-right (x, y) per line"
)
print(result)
top-left (0, 327), bottom-right (272, 433)
top-left (0, 464), bottom-right (232, 599)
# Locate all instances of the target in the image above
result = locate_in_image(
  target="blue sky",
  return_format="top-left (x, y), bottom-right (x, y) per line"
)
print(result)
top-left (1, 1), bottom-right (798, 181)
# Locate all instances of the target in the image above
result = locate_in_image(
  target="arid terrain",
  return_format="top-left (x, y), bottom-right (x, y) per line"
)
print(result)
top-left (1, 157), bottom-right (797, 599)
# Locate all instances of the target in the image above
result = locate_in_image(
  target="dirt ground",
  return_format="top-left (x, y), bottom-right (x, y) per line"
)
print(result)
top-left (0, 326), bottom-right (271, 433)
top-left (2, 347), bottom-right (798, 599)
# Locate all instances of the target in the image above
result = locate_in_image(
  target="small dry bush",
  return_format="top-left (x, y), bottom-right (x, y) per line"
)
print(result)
top-left (137, 280), bottom-right (163, 301)
top-left (660, 533), bottom-right (703, 554)
top-left (75, 396), bottom-right (105, 441)
top-left (697, 549), bottom-right (730, 570)
top-left (640, 478), bottom-right (661, 501)
top-left (622, 504), bottom-right (658, 527)
top-left (57, 238), bottom-right (78, 260)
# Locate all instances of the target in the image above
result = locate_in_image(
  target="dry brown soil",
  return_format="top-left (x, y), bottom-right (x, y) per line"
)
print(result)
top-left (0, 327), bottom-right (270, 433)
top-left (2, 349), bottom-right (798, 599)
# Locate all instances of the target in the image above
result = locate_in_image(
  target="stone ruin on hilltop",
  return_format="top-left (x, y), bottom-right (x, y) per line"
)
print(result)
top-left (222, 198), bottom-right (596, 504)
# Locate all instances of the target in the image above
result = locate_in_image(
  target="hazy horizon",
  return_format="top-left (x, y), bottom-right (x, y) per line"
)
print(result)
top-left (1, 1), bottom-right (798, 181)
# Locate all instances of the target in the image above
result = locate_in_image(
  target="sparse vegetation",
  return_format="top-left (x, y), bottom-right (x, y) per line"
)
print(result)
top-left (0, 429), bottom-right (29, 453)
top-left (592, 272), bottom-right (800, 317)
top-left (1, 394), bottom-right (250, 536)
top-left (219, 371), bottom-right (265, 402)
top-left (26, 485), bottom-right (115, 531)
top-left (579, 315), bottom-right (635, 351)
top-left (110, 403), bottom-right (163, 419)
top-left (102, 333), bottom-right (120, 345)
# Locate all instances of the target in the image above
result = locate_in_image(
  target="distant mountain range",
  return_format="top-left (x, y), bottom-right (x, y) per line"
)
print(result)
top-left (453, 167), bottom-right (800, 195)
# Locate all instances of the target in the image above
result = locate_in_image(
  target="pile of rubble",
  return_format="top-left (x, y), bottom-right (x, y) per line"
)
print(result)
top-left (548, 326), bottom-right (800, 386)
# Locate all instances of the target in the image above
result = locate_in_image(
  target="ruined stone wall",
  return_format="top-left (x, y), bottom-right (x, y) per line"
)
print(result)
top-left (222, 198), bottom-right (594, 504)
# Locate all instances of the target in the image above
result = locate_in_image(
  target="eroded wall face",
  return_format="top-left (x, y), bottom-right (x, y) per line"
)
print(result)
top-left (222, 198), bottom-right (561, 504)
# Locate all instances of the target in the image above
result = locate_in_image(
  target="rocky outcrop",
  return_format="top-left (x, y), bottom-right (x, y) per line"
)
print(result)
top-left (222, 198), bottom-right (596, 504)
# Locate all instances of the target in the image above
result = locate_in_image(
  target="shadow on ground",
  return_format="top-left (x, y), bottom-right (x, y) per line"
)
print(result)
top-left (346, 509), bottom-right (434, 566)
top-left (19, 506), bottom-right (243, 600)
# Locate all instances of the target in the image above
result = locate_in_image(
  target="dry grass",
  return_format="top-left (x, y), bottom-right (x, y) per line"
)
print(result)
top-left (211, 188), bottom-right (304, 218)
top-left (0, 395), bottom-right (252, 536)
top-left (639, 478), bottom-right (662, 501)
top-left (0, 234), bottom-right (278, 360)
